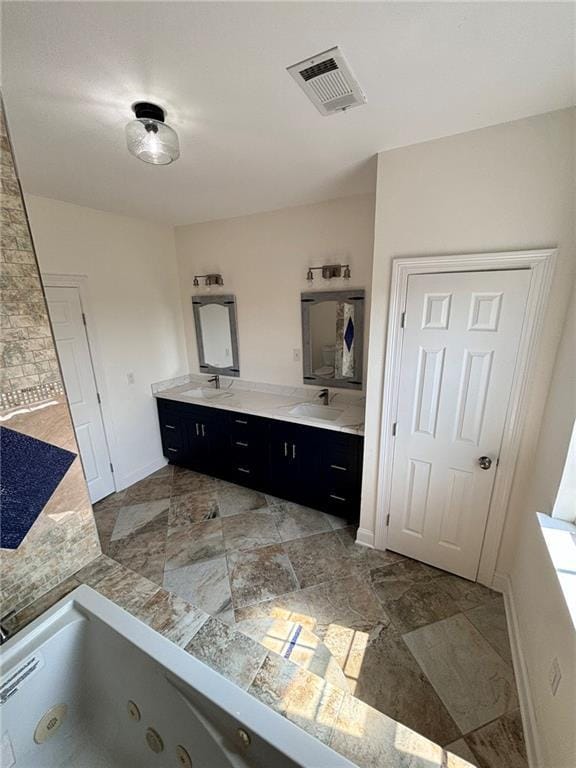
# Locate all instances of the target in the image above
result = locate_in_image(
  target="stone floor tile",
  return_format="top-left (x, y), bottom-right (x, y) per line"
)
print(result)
top-left (133, 587), bottom-right (209, 647)
top-left (464, 711), bottom-right (528, 768)
top-left (403, 614), bottom-right (518, 734)
top-left (222, 508), bottom-right (281, 551)
top-left (271, 501), bottom-right (333, 541)
top-left (111, 498), bottom-right (170, 541)
top-left (283, 530), bottom-right (359, 588)
top-left (347, 623), bottom-right (461, 745)
top-left (163, 556), bottom-right (232, 618)
top-left (74, 553), bottom-right (122, 587)
top-left (445, 738), bottom-right (479, 766)
top-left (107, 512), bottom-right (168, 583)
top-left (330, 693), bottom-right (446, 768)
top-left (465, 597), bottom-right (512, 663)
top-left (165, 518), bottom-right (224, 570)
top-left (248, 652), bottom-right (346, 744)
top-left (185, 616), bottom-right (267, 689)
top-left (227, 544), bottom-right (299, 608)
top-left (216, 480), bottom-right (268, 517)
top-left (168, 489), bottom-right (219, 530)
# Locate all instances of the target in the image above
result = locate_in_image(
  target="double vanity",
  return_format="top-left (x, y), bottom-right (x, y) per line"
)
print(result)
top-left (154, 378), bottom-right (365, 520)
top-left (156, 286), bottom-right (366, 520)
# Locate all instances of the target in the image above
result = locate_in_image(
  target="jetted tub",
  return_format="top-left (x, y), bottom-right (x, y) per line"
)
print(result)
top-left (0, 586), bottom-right (355, 768)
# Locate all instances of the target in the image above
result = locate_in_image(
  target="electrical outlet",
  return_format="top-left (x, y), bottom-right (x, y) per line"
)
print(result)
top-left (549, 657), bottom-right (562, 696)
top-left (293, 349), bottom-right (301, 362)
top-left (127, 372), bottom-right (135, 385)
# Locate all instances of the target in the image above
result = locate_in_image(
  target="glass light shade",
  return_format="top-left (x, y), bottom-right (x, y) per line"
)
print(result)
top-left (125, 118), bottom-right (180, 165)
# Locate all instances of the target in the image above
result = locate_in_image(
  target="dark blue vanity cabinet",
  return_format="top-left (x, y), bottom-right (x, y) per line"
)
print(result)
top-left (156, 398), bottom-right (363, 521)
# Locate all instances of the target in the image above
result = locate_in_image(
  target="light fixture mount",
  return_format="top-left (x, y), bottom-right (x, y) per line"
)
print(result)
top-left (132, 102), bottom-right (166, 122)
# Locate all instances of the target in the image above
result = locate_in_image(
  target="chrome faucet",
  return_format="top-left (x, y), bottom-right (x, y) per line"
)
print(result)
top-left (318, 388), bottom-right (330, 406)
top-left (208, 375), bottom-right (220, 390)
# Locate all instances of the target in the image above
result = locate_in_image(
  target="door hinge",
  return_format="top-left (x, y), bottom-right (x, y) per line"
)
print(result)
top-left (81, 312), bottom-right (87, 326)
top-left (386, 513), bottom-right (390, 527)
top-left (109, 462), bottom-right (114, 473)
top-left (496, 457), bottom-right (500, 467)
top-left (400, 311), bottom-right (406, 328)
top-left (392, 422), bottom-right (397, 436)
top-left (96, 392), bottom-right (101, 405)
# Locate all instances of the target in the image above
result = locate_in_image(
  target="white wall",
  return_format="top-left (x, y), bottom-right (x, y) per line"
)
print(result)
top-left (361, 108), bottom-right (575, 768)
top-left (509, 285), bottom-right (576, 768)
top-left (174, 194), bottom-right (375, 389)
top-left (25, 195), bottom-right (188, 490)
top-left (361, 108), bottom-right (575, 554)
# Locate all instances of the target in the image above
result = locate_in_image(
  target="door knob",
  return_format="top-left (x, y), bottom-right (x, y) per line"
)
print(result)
top-left (478, 456), bottom-right (492, 470)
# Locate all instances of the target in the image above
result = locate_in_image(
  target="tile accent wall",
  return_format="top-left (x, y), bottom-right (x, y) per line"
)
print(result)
top-left (0, 97), bottom-right (101, 617)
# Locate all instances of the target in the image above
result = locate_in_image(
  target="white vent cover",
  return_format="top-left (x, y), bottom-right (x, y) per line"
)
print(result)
top-left (287, 47), bottom-right (366, 116)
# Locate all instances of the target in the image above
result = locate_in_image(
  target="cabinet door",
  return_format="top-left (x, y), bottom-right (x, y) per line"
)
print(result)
top-left (269, 422), bottom-right (315, 505)
top-left (185, 412), bottom-right (227, 476)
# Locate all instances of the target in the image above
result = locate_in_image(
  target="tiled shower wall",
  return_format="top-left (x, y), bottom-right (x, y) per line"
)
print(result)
top-left (0, 98), bottom-right (101, 617)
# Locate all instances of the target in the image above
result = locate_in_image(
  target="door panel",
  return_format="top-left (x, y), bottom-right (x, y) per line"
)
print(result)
top-left (387, 269), bottom-right (531, 579)
top-left (46, 286), bottom-right (115, 503)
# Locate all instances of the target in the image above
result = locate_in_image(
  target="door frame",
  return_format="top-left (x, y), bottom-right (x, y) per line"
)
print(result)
top-left (375, 249), bottom-right (557, 586)
top-left (42, 272), bottom-right (119, 495)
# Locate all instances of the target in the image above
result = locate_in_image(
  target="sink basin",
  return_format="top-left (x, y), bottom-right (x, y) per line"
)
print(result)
top-left (289, 403), bottom-right (344, 422)
top-left (181, 387), bottom-right (233, 401)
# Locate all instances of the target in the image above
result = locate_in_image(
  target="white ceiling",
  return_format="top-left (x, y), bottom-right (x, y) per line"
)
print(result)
top-left (2, 1), bottom-right (574, 225)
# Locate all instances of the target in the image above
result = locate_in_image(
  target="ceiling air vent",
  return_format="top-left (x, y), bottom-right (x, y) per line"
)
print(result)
top-left (287, 47), bottom-right (366, 116)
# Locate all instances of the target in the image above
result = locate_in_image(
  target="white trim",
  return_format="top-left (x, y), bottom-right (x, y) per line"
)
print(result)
top-left (355, 527), bottom-right (375, 548)
top-left (41, 272), bottom-right (120, 495)
top-left (374, 249), bottom-right (557, 586)
top-left (116, 456), bottom-right (168, 492)
top-left (495, 571), bottom-right (543, 768)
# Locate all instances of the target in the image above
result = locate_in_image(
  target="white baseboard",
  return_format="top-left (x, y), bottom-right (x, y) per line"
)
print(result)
top-left (115, 456), bottom-right (168, 492)
top-left (494, 570), bottom-right (543, 768)
top-left (355, 527), bottom-right (375, 548)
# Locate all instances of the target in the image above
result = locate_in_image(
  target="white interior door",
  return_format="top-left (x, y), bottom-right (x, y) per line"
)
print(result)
top-left (45, 285), bottom-right (115, 503)
top-left (387, 269), bottom-right (531, 579)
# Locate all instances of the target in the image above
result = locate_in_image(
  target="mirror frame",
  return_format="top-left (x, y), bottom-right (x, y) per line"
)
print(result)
top-left (192, 294), bottom-right (240, 377)
top-left (301, 289), bottom-right (365, 390)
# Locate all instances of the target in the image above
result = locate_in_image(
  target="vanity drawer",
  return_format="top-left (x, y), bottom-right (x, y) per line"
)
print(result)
top-left (319, 487), bottom-right (360, 518)
top-left (228, 459), bottom-right (266, 488)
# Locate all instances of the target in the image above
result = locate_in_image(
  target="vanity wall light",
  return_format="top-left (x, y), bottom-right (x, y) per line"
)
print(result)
top-left (306, 264), bottom-right (351, 281)
top-left (193, 274), bottom-right (224, 287)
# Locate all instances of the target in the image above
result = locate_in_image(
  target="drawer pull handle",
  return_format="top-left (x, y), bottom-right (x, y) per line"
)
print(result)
top-left (168, 448), bottom-right (178, 453)
top-left (195, 423), bottom-right (200, 436)
top-left (237, 467), bottom-right (251, 474)
top-left (201, 424), bottom-right (206, 437)
top-left (292, 444), bottom-right (296, 460)
top-left (330, 464), bottom-right (347, 471)
top-left (329, 494), bottom-right (346, 502)
top-left (284, 441), bottom-right (288, 457)
top-left (235, 419), bottom-right (248, 425)
top-left (236, 441), bottom-right (249, 447)
top-left (164, 424), bottom-right (176, 430)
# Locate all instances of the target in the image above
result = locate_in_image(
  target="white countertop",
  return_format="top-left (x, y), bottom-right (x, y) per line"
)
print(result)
top-left (152, 376), bottom-right (365, 436)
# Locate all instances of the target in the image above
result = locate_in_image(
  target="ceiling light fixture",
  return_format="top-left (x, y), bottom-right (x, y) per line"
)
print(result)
top-left (125, 102), bottom-right (180, 165)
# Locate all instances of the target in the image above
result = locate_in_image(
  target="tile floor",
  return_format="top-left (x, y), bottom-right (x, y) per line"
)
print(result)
top-left (93, 464), bottom-right (528, 768)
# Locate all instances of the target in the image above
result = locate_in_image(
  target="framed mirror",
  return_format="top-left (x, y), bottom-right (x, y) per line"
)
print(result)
top-left (192, 295), bottom-right (240, 377)
top-left (301, 289), bottom-right (365, 390)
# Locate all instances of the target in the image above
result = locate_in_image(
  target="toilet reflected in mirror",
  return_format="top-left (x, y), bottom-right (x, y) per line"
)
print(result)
top-left (301, 289), bottom-right (364, 390)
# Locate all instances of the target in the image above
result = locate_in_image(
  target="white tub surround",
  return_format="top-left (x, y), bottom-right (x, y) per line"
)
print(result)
top-left (152, 375), bottom-right (365, 435)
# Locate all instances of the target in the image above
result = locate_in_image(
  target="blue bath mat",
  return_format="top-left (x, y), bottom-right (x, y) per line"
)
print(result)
top-left (0, 426), bottom-right (77, 549)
